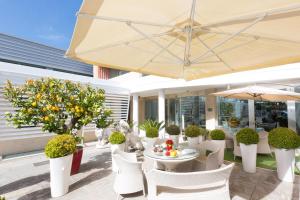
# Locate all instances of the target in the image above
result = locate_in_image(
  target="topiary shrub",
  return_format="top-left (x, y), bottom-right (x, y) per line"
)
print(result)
top-left (45, 134), bottom-right (76, 158)
top-left (210, 129), bottom-right (226, 140)
top-left (146, 127), bottom-right (159, 138)
top-left (166, 124), bottom-right (180, 135)
top-left (185, 125), bottom-right (201, 138)
top-left (236, 128), bottom-right (259, 145)
top-left (109, 131), bottom-right (126, 144)
top-left (268, 127), bottom-right (300, 149)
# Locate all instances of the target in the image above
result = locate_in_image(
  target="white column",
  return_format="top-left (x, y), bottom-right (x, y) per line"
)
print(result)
top-left (287, 87), bottom-right (296, 131)
top-left (158, 90), bottom-right (165, 138)
top-left (132, 94), bottom-right (139, 134)
top-left (248, 100), bottom-right (255, 129)
top-left (205, 93), bottom-right (217, 130)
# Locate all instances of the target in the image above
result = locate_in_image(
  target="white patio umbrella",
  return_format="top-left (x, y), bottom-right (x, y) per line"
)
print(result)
top-left (212, 85), bottom-right (300, 101)
top-left (66, 0), bottom-right (300, 80)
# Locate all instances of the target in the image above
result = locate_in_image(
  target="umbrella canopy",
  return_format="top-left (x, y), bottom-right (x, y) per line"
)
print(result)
top-left (212, 85), bottom-right (300, 101)
top-left (66, 0), bottom-right (300, 80)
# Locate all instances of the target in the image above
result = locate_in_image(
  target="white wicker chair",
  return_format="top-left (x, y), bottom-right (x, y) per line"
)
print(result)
top-left (145, 163), bottom-right (234, 200)
top-left (194, 148), bottom-right (220, 171)
top-left (257, 131), bottom-right (272, 156)
top-left (112, 152), bottom-right (145, 200)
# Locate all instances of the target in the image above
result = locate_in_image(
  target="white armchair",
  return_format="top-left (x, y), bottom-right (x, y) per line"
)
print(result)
top-left (257, 131), bottom-right (272, 156)
top-left (112, 152), bottom-right (145, 200)
top-left (194, 148), bottom-right (220, 171)
top-left (145, 163), bottom-right (235, 200)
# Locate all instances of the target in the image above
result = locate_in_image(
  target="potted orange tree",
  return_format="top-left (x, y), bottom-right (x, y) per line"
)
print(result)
top-left (4, 78), bottom-right (108, 175)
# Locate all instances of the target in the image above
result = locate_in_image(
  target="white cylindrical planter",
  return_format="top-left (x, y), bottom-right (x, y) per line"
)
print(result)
top-left (169, 135), bottom-right (179, 147)
top-left (111, 143), bottom-right (125, 172)
top-left (187, 137), bottom-right (199, 147)
top-left (145, 137), bottom-right (158, 149)
top-left (240, 143), bottom-right (257, 173)
top-left (212, 140), bottom-right (226, 165)
top-left (50, 154), bottom-right (73, 198)
top-left (275, 148), bottom-right (295, 182)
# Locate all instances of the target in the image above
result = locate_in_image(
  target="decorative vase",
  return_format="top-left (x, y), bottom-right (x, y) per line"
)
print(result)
top-left (169, 135), bottom-right (179, 147)
top-left (240, 143), bottom-right (257, 173)
top-left (187, 136), bottom-right (199, 147)
top-left (211, 140), bottom-right (226, 165)
top-left (71, 146), bottom-right (83, 175)
top-left (50, 154), bottom-right (73, 197)
top-left (95, 128), bottom-right (108, 148)
top-left (275, 148), bottom-right (295, 182)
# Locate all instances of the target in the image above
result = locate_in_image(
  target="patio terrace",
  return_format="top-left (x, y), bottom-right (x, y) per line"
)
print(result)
top-left (0, 142), bottom-right (299, 200)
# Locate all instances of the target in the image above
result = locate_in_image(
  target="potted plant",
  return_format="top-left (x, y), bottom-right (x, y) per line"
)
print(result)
top-left (236, 128), bottom-right (259, 173)
top-left (4, 78), bottom-right (107, 175)
top-left (95, 109), bottom-right (113, 148)
top-left (268, 127), bottom-right (300, 182)
top-left (139, 120), bottom-right (164, 148)
top-left (198, 127), bottom-right (207, 142)
top-left (210, 129), bottom-right (226, 165)
top-left (185, 125), bottom-right (201, 147)
top-left (45, 134), bottom-right (76, 197)
top-left (108, 131), bottom-right (126, 172)
top-left (166, 124), bottom-right (180, 147)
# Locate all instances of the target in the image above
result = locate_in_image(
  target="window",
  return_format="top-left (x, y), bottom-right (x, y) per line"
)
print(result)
top-left (144, 99), bottom-right (158, 121)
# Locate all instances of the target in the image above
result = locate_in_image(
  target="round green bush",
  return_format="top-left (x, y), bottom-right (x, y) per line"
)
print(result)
top-left (146, 127), bottom-right (159, 138)
top-left (210, 129), bottom-right (226, 140)
top-left (185, 125), bottom-right (201, 137)
top-left (109, 131), bottom-right (126, 144)
top-left (45, 134), bottom-right (76, 158)
top-left (236, 128), bottom-right (259, 145)
top-left (166, 124), bottom-right (180, 135)
top-left (268, 127), bottom-right (300, 149)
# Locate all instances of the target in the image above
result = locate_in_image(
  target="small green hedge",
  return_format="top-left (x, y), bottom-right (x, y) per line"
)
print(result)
top-left (109, 131), bottom-right (126, 144)
top-left (166, 124), bottom-right (180, 135)
top-left (185, 125), bottom-right (201, 137)
top-left (236, 128), bottom-right (259, 145)
top-left (268, 127), bottom-right (300, 149)
top-left (210, 129), bottom-right (225, 140)
top-left (146, 127), bottom-right (159, 138)
top-left (45, 134), bottom-right (76, 158)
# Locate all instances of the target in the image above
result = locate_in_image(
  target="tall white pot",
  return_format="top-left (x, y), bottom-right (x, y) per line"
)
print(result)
top-left (212, 140), bottom-right (226, 165)
top-left (169, 135), bottom-right (179, 147)
top-left (50, 154), bottom-right (73, 198)
top-left (187, 136), bottom-right (199, 147)
top-left (240, 143), bottom-right (257, 173)
top-left (111, 143), bottom-right (125, 172)
top-left (275, 148), bottom-right (295, 182)
top-left (145, 137), bottom-right (158, 149)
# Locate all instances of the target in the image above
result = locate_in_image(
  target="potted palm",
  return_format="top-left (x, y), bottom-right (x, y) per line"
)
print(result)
top-left (236, 128), bottom-right (259, 173)
top-left (95, 109), bottom-right (113, 148)
top-left (268, 127), bottom-right (300, 182)
top-left (185, 125), bottom-right (201, 147)
top-left (166, 124), bottom-right (180, 147)
top-left (210, 129), bottom-right (226, 165)
top-left (45, 134), bottom-right (76, 197)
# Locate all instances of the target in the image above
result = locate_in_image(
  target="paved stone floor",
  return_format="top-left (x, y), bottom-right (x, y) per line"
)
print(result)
top-left (0, 142), bottom-right (299, 200)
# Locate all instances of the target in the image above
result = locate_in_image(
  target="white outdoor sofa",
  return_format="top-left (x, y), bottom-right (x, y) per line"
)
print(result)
top-left (145, 163), bottom-right (235, 200)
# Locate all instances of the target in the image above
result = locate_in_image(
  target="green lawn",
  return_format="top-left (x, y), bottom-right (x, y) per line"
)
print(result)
top-left (224, 149), bottom-right (300, 175)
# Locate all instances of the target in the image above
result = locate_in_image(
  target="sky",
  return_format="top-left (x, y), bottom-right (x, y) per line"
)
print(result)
top-left (0, 0), bottom-right (82, 50)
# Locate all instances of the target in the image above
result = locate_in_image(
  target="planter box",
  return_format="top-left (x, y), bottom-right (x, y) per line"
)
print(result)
top-left (50, 154), bottom-right (73, 197)
top-left (240, 143), bottom-right (257, 173)
top-left (275, 148), bottom-right (295, 182)
top-left (145, 137), bottom-right (158, 149)
top-left (187, 136), bottom-right (199, 147)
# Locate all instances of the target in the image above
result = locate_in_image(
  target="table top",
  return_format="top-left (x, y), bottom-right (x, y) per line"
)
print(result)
top-left (144, 148), bottom-right (200, 163)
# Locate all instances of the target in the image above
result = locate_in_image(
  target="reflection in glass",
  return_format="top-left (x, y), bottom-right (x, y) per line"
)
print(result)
top-left (144, 99), bottom-right (158, 121)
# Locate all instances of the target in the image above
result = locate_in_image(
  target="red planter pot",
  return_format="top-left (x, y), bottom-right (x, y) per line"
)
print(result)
top-left (71, 147), bottom-right (83, 175)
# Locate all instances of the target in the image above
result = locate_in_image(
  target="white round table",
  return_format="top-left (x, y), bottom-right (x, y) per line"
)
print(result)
top-left (144, 149), bottom-right (199, 171)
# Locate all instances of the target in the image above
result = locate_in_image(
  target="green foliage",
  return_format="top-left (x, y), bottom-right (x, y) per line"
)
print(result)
top-left (109, 131), bottom-right (126, 144)
top-left (268, 127), bottom-right (300, 149)
top-left (185, 125), bottom-right (201, 137)
top-left (0, 196), bottom-right (5, 200)
top-left (166, 124), bottom-right (180, 135)
top-left (146, 127), bottom-right (159, 138)
top-left (45, 134), bottom-right (76, 158)
top-left (139, 119), bottom-right (164, 131)
top-left (236, 128), bottom-right (259, 145)
top-left (199, 127), bottom-right (208, 136)
top-left (95, 109), bottom-right (113, 129)
top-left (210, 129), bottom-right (226, 140)
top-left (228, 116), bottom-right (240, 128)
top-left (4, 78), bottom-right (106, 135)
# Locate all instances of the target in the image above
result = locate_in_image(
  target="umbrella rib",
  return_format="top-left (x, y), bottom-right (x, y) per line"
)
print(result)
top-left (195, 36), bottom-right (234, 71)
top-left (127, 23), bottom-right (184, 63)
top-left (77, 12), bottom-right (178, 29)
top-left (191, 15), bottom-right (266, 64)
